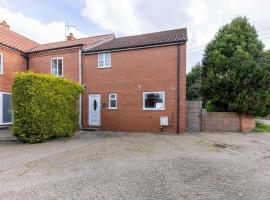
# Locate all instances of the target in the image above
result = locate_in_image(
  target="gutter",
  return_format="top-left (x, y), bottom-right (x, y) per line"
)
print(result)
top-left (176, 43), bottom-right (181, 134)
top-left (0, 42), bottom-right (24, 53)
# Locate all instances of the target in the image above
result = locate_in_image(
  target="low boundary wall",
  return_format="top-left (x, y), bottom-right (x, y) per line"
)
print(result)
top-left (202, 109), bottom-right (255, 132)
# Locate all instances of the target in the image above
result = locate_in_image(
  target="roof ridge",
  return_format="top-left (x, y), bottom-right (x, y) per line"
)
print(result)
top-left (114, 28), bottom-right (187, 40)
top-left (37, 33), bottom-right (115, 46)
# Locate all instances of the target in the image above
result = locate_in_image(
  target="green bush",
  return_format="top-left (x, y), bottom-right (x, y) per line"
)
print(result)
top-left (252, 121), bottom-right (270, 132)
top-left (12, 72), bottom-right (84, 143)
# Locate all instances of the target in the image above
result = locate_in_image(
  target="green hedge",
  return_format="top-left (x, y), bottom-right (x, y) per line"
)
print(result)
top-left (12, 72), bottom-right (84, 143)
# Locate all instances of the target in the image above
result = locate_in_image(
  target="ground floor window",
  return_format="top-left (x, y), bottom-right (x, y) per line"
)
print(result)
top-left (108, 93), bottom-right (117, 109)
top-left (143, 92), bottom-right (165, 110)
top-left (0, 93), bottom-right (12, 124)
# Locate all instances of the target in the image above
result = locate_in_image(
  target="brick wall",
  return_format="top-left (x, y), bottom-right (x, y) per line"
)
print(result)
top-left (0, 45), bottom-right (26, 93)
top-left (240, 114), bottom-right (256, 132)
top-left (82, 44), bottom-right (186, 133)
top-left (28, 48), bottom-right (80, 82)
top-left (202, 109), bottom-right (255, 132)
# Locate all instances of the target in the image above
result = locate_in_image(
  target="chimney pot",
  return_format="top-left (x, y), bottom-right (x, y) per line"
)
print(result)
top-left (67, 33), bottom-right (76, 41)
top-left (0, 21), bottom-right (10, 29)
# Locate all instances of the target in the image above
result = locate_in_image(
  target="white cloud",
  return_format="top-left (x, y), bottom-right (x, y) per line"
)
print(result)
top-left (82, 0), bottom-right (141, 35)
top-left (0, 6), bottom-right (87, 44)
top-left (81, 0), bottom-right (270, 72)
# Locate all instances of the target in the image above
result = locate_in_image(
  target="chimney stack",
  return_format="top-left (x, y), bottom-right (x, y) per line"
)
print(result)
top-left (67, 33), bottom-right (76, 41)
top-left (0, 21), bottom-right (10, 29)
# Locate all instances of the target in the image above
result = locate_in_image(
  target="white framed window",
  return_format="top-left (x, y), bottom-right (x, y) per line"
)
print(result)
top-left (0, 92), bottom-right (12, 124)
top-left (0, 53), bottom-right (3, 74)
top-left (143, 92), bottom-right (165, 110)
top-left (108, 93), bottom-right (117, 109)
top-left (51, 57), bottom-right (63, 77)
top-left (98, 52), bottom-right (111, 68)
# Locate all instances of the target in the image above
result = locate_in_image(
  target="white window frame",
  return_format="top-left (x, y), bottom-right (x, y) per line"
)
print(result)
top-left (143, 91), bottom-right (165, 111)
top-left (51, 57), bottom-right (64, 77)
top-left (0, 92), bottom-right (12, 125)
top-left (0, 53), bottom-right (3, 75)
top-left (108, 93), bottom-right (117, 109)
top-left (98, 52), bottom-right (111, 68)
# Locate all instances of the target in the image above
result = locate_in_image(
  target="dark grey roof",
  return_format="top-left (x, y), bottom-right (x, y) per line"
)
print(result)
top-left (84, 28), bottom-right (187, 53)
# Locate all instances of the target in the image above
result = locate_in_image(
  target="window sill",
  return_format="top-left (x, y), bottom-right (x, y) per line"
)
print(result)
top-left (108, 107), bottom-right (118, 110)
top-left (98, 66), bottom-right (111, 69)
top-left (142, 108), bottom-right (165, 111)
top-left (0, 122), bottom-right (12, 125)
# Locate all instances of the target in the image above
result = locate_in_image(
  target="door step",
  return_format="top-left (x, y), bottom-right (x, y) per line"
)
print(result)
top-left (82, 127), bottom-right (100, 131)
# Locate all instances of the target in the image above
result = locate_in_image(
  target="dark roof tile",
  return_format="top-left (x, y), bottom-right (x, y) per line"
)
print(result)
top-left (84, 28), bottom-right (187, 52)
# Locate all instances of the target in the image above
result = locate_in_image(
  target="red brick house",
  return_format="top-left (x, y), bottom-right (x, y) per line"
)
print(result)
top-left (0, 21), bottom-right (38, 125)
top-left (0, 21), bottom-right (188, 133)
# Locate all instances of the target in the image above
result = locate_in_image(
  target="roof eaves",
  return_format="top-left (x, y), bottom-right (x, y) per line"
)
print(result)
top-left (0, 42), bottom-right (24, 53)
top-left (83, 38), bottom-right (188, 54)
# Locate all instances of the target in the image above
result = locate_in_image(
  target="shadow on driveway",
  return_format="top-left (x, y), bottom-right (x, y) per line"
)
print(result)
top-left (0, 129), bottom-right (18, 144)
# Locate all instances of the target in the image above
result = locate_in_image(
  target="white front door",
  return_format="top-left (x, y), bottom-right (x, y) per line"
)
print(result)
top-left (88, 94), bottom-right (101, 126)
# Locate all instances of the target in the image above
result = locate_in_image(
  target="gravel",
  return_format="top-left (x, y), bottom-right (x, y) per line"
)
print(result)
top-left (0, 130), bottom-right (270, 200)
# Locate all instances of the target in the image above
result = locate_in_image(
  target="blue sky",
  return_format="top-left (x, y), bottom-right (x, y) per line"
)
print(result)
top-left (0, 0), bottom-right (106, 35)
top-left (1, 0), bottom-right (270, 72)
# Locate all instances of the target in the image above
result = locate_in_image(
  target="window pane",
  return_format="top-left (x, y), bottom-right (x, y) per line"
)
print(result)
top-left (98, 53), bottom-right (103, 61)
top-left (144, 93), bottom-right (164, 109)
top-left (110, 94), bottom-right (116, 99)
top-left (105, 53), bottom-right (110, 60)
top-left (105, 59), bottom-right (110, 66)
top-left (58, 59), bottom-right (63, 76)
top-left (110, 100), bottom-right (116, 108)
top-left (52, 59), bottom-right (58, 76)
top-left (98, 60), bottom-right (104, 67)
top-left (3, 94), bottom-right (12, 123)
top-left (52, 66), bottom-right (57, 76)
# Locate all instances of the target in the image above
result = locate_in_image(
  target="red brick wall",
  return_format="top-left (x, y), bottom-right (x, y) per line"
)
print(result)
top-left (28, 48), bottom-right (80, 82)
top-left (82, 44), bottom-right (186, 133)
top-left (240, 114), bottom-right (255, 132)
top-left (0, 45), bottom-right (26, 92)
top-left (202, 110), bottom-right (240, 132)
top-left (202, 109), bottom-right (255, 132)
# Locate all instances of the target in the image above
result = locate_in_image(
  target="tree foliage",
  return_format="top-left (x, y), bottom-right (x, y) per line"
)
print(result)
top-left (186, 63), bottom-right (202, 100)
top-left (202, 16), bottom-right (270, 116)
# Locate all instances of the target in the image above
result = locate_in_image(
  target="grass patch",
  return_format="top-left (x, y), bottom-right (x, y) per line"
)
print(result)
top-left (252, 121), bottom-right (270, 132)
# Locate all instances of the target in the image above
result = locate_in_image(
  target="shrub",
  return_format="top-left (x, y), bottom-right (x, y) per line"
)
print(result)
top-left (12, 72), bottom-right (84, 143)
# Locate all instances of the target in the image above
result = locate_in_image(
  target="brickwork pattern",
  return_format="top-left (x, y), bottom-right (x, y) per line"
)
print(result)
top-left (82, 44), bottom-right (186, 133)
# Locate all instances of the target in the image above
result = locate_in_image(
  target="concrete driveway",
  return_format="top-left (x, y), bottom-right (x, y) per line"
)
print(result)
top-left (0, 130), bottom-right (270, 200)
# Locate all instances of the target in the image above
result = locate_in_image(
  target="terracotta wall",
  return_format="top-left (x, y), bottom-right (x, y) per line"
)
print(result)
top-left (0, 45), bottom-right (26, 92)
top-left (28, 48), bottom-right (80, 83)
top-left (82, 44), bottom-right (186, 133)
top-left (202, 109), bottom-right (255, 132)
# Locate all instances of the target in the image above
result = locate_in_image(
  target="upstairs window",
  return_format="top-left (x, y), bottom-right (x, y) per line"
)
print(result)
top-left (98, 52), bottom-right (111, 68)
top-left (143, 92), bottom-right (165, 110)
top-left (51, 57), bottom-right (63, 77)
top-left (0, 53), bottom-right (3, 74)
top-left (108, 93), bottom-right (117, 109)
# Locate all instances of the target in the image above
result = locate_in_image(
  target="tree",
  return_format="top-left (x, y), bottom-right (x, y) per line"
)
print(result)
top-left (202, 16), bottom-right (270, 116)
top-left (186, 63), bottom-right (202, 100)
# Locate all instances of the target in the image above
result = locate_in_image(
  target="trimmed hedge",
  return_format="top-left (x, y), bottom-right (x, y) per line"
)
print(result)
top-left (12, 72), bottom-right (84, 143)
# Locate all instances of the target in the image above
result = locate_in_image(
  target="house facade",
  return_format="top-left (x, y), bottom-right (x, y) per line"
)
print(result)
top-left (0, 21), bottom-right (188, 133)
